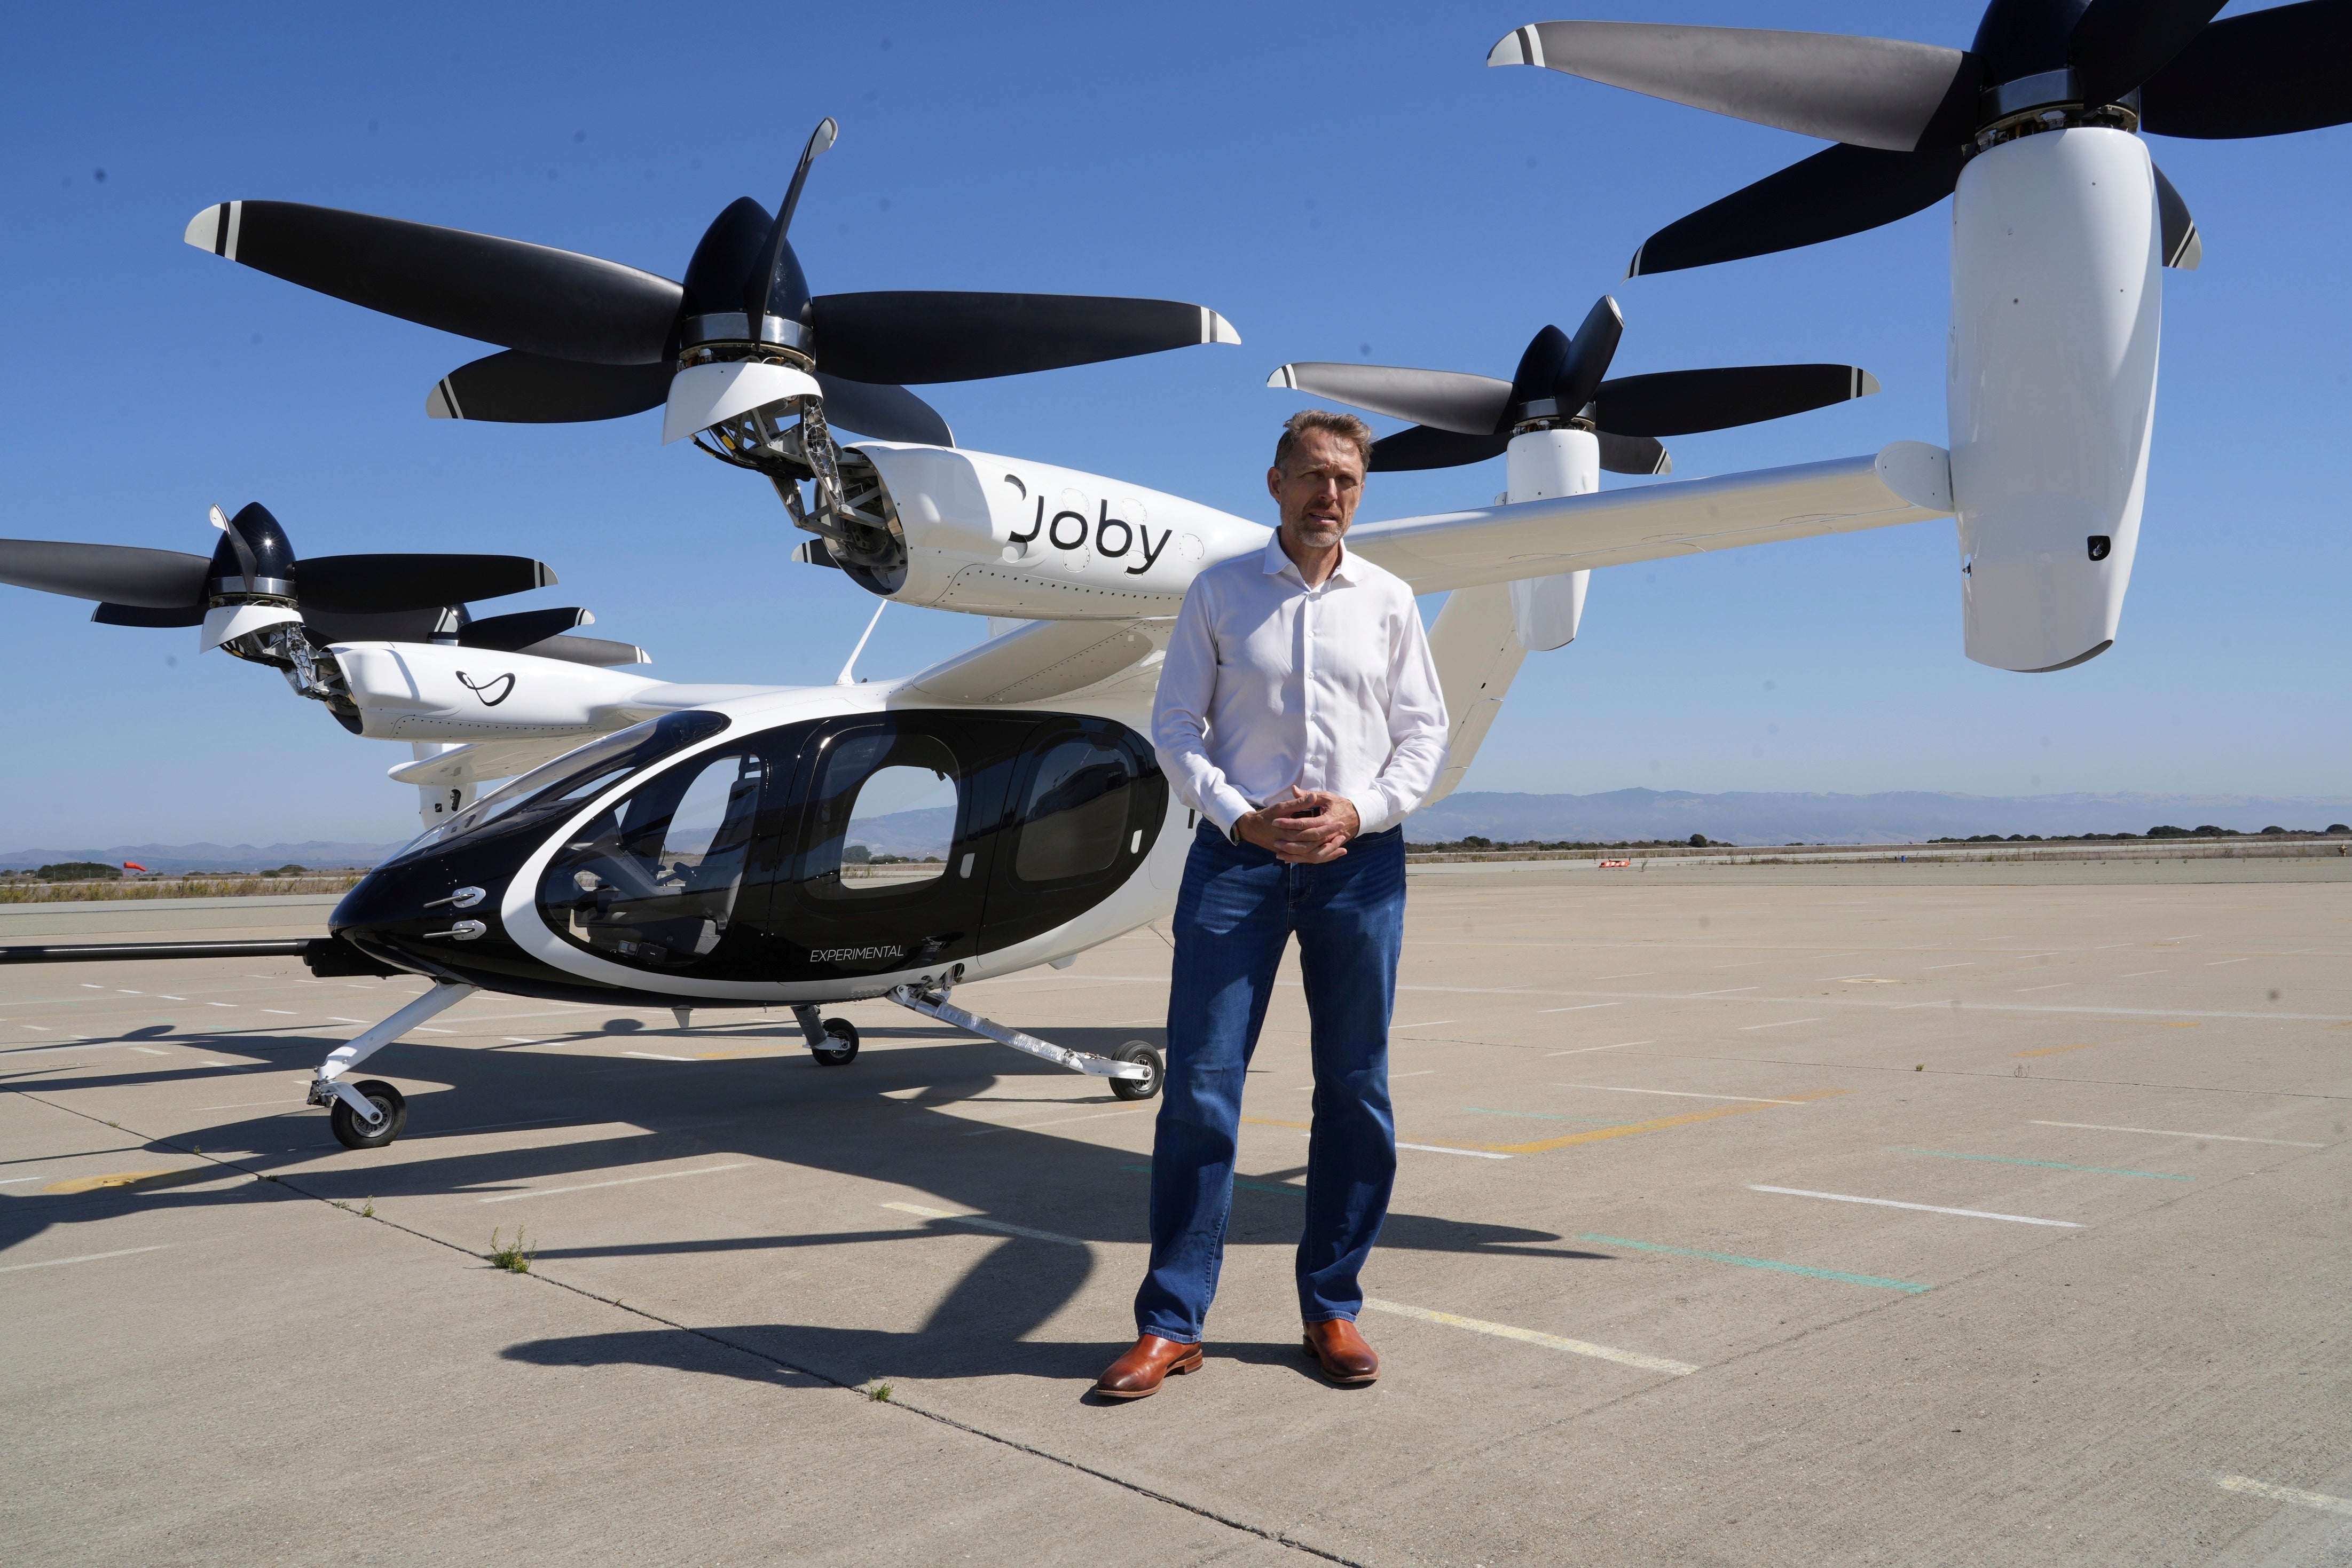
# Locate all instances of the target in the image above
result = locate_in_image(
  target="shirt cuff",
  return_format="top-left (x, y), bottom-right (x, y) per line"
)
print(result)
top-left (1346, 791), bottom-right (1391, 838)
top-left (1200, 784), bottom-right (1256, 839)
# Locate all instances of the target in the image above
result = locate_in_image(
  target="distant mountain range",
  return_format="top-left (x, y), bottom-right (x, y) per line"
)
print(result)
top-left (0, 841), bottom-right (405, 874)
top-left (7, 789), bottom-right (2351, 871)
top-left (1404, 789), bottom-right (2352, 846)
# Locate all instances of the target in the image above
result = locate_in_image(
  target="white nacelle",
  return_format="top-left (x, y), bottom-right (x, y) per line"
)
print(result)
top-left (1948, 127), bottom-right (2160, 672)
top-left (331, 641), bottom-right (772, 743)
top-left (1504, 428), bottom-right (1594, 651)
top-left (855, 443), bottom-right (1270, 620)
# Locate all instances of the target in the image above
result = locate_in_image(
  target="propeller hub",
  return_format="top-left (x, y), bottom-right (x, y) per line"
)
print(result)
top-left (680, 311), bottom-right (809, 355)
top-left (207, 574), bottom-right (296, 602)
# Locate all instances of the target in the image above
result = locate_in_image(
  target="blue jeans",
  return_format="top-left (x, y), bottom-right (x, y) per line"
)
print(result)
top-left (1134, 820), bottom-right (1406, 1342)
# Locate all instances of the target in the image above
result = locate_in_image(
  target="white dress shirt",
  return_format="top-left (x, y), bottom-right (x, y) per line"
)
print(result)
top-left (1153, 533), bottom-right (1449, 839)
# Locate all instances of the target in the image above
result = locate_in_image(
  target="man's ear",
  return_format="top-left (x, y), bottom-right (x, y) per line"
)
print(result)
top-left (1266, 466), bottom-right (1284, 502)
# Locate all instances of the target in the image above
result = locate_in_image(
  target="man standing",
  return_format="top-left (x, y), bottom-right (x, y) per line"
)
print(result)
top-left (1095, 410), bottom-right (1448, 1398)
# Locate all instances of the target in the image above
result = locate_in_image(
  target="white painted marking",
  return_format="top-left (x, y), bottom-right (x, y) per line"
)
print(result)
top-left (203, 1061), bottom-right (230, 1067)
top-left (327, 1017), bottom-right (367, 1024)
top-left (1737, 1018), bottom-right (1821, 1031)
top-left (1924, 963), bottom-right (1976, 970)
top-left (1398, 1141), bottom-right (1512, 1160)
top-left (1557, 1083), bottom-right (1802, 1105)
top-left (207, 1003), bottom-right (237, 1009)
top-left (2030, 1120), bottom-right (2324, 1148)
top-left (414, 1027), bottom-right (455, 1035)
top-left (1749, 1185), bottom-right (2080, 1227)
top-left (117, 989), bottom-right (142, 996)
top-left (1392, 1020), bottom-right (1456, 1029)
top-left (198, 1099), bottom-right (301, 1111)
top-left (1596, 972), bottom-right (1654, 980)
top-left (1538, 1003), bottom-right (1621, 1014)
top-left (1690, 987), bottom-right (1759, 996)
top-left (477, 1162), bottom-right (751, 1203)
top-left (1360, 1298), bottom-right (1695, 1376)
top-left (0, 1176), bottom-right (41, 1184)
top-left (1545, 1041), bottom-right (1653, 1057)
top-left (2118, 970), bottom-right (2165, 978)
top-left (1391, 1069), bottom-right (1437, 1078)
top-left (623, 1051), bottom-right (695, 1062)
top-left (0, 1245), bottom-right (173, 1273)
top-left (1000, 1106), bottom-right (1151, 1132)
top-left (261, 1008), bottom-right (296, 1015)
top-left (2214, 1475), bottom-right (2352, 1516)
top-left (882, 1200), bottom-right (1087, 1246)
top-left (129, 1046), bottom-right (168, 1056)
top-left (159, 995), bottom-right (186, 1001)
top-left (2205, 958), bottom-right (2250, 966)
top-left (2016, 983), bottom-right (2071, 992)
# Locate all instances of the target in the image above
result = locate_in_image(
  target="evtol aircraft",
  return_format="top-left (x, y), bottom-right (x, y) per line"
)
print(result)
top-left (15, 5), bottom-right (2336, 1153)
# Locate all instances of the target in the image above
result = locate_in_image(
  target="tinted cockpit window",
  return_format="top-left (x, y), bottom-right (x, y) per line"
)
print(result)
top-left (1013, 735), bottom-right (1133, 883)
top-left (384, 711), bottom-right (731, 865)
top-left (803, 729), bottom-right (963, 901)
top-left (538, 746), bottom-right (773, 970)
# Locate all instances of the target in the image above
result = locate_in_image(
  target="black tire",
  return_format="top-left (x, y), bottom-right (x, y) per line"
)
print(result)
top-left (1109, 1042), bottom-right (1163, 1102)
top-left (813, 1018), bottom-right (860, 1067)
top-left (329, 1079), bottom-right (408, 1150)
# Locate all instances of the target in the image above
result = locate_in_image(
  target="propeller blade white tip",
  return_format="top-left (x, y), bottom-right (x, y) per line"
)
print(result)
top-left (1265, 366), bottom-right (1297, 390)
top-left (812, 117), bottom-right (839, 155)
top-left (208, 504), bottom-right (229, 532)
top-left (1488, 26), bottom-right (1541, 67)
top-left (1655, 452), bottom-right (1674, 475)
top-left (426, 380), bottom-right (462, 420)
top-left (578, 610), bottom-right (595, 626)
top-left (1202, 309), bottom-right (1242, 346)
top-left (1857, 369), bottom-right (1882, 398)
top-left (183, 201), bottom-right (240, 258)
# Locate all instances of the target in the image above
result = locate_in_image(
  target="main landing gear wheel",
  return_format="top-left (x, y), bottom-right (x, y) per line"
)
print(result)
top-left (1109, 1042), bottom-right (1163, 1102)
top-left (329, 1079), bottom-right (408, 1151)
top-left (813, 1019), bottom-right (860, 1067)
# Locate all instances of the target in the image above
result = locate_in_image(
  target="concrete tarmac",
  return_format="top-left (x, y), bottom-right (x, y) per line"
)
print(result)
top-left (2, 864), bottom-right (2346, 1566)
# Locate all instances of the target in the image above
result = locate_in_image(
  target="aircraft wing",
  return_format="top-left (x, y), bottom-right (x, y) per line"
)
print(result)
top-left (1347, 442), bottom-right (1952, 593)
top-left (902, 616), bottom-right (1169, 705)
top-left (386, 734), bottom-right (602, 790)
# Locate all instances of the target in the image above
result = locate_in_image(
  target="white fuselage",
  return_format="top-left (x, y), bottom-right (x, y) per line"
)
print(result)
top-left (1948, 126), bottom-right (2161, 672)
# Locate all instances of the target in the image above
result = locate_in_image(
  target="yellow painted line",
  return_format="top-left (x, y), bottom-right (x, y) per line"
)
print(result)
top-left (2161, 1022), bottom-right (2201, 1029)
top-left (43, 1168), bottom-right (223, 1196)
top-left (1481, 1089), bottom-right (1848, 1155)
top-left (1361, 1298), bottom-right (1697, 1376)
top-left (2015, 1041), bottom-right (2109, 1058)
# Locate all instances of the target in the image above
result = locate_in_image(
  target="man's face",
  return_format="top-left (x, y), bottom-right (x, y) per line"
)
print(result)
top-left (1267, 428), bottom-right (1366, 552)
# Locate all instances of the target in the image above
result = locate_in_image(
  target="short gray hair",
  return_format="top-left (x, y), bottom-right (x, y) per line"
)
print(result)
top-left (1273, 409), bottom-right (1373, 472)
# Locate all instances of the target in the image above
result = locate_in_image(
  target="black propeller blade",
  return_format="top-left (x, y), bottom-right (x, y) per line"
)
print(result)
top-left (185, 202), bottom-right (681, 365)
top-left (2151, 164), bottom-right (2202, 269)
top-left (1627, 142), bottom-right (1969, 278)
top-left (296, 554), bottom-right (554, 614)
top-left (2140, 0), bottom-right (2352, 139)
top-left (1500, 0), bottom-right (2349, 276)
top-left (2069, 0), bottom-right (2229, 108)
top-left (458, 606), bottom-right (595, 652)
top-left (0, 540), bottom-right (210, 608)
top-left (808, 293), bottom-right (1241, 386)
top-left (1280, 296), bottom-right (1876, 475)
top-left (424, 352), bottom-right (953, 443)
top-left (1591, 365), bottom-right (1881, 438)
top-left (189, 115), bottom-right (1239, 440)
top-left (1488, 22), bottom-right (1979, 152)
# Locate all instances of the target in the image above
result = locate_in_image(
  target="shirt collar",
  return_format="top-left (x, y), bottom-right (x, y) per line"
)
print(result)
top-left (1261, 530), bottom-right (1356, 588)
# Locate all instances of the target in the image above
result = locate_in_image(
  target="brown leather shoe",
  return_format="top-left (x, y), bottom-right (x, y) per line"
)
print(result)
top-left (1303, 1318), bottom-right (1380, 1385)
top-left (1093, 1335), bottom-right (1205, 1399)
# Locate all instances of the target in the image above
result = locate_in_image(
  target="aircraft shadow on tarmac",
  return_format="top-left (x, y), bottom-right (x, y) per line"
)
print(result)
top-left (3, 1020), bottom-right (1606, 1383)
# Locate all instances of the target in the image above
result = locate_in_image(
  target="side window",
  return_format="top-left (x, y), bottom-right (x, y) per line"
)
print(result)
top-left (1012, 732), bottom-right (1135, 885)
top-left (538, 747), bottom-right (774, 970)
top-left (805, 729), bottom-right (963, 901)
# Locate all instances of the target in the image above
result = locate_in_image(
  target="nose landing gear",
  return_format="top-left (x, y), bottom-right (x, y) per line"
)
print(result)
top-left (793, 1006), bottom-right (861, 1067)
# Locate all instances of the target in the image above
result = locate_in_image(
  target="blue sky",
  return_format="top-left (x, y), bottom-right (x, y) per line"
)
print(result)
top-left (2, 1), bottom-right (2344, 847)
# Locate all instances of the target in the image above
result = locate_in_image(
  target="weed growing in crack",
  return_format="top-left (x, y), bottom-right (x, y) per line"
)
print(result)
top-left (489, 1227), bottom-right (537, 1274)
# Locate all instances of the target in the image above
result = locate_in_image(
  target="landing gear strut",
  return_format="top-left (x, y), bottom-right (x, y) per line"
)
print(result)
top-left (309, 981), bottom-right (476, 1151)
top-left (886, 983), bottom-right (1160, 1098)
top-left (792, 1005), bottom-right (860, 1067)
